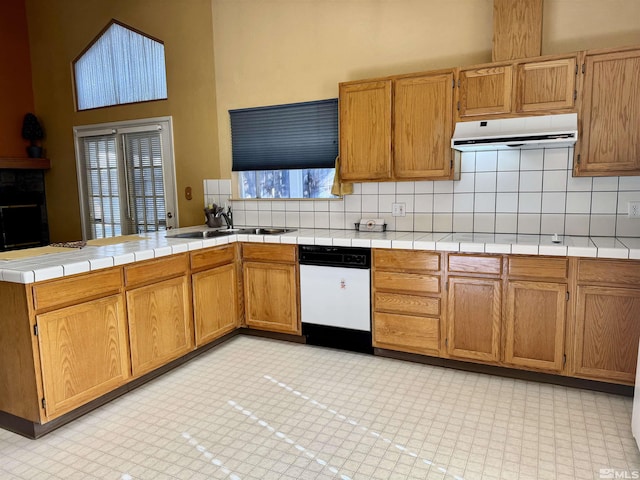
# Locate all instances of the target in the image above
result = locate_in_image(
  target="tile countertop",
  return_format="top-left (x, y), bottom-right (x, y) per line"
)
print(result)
top-left (0, 226), bottom-right (639, 284)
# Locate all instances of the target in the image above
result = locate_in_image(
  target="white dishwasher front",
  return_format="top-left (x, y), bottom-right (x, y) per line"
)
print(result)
top-left (299, 264), bottom-right (371, 331)
top-left (299, 245), bottom-right (372, 353)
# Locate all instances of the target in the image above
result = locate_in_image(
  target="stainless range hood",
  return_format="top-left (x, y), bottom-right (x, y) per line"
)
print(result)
top-left (451, 113), bottom-right (578, 152)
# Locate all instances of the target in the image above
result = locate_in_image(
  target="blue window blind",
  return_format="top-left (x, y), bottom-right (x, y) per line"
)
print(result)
top-left (230, 98), bottom-right (338, 171)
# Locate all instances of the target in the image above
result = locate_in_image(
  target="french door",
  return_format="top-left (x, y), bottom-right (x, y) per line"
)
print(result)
top-left (74, 117), bottom-right (178, 239)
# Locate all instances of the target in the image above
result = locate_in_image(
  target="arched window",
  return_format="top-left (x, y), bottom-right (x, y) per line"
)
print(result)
top-left (73, 20), bottom-right (167, 111)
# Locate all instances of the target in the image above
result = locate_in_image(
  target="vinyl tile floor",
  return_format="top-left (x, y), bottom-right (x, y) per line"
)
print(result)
top-left (1, 336), bottom-right (639, 480)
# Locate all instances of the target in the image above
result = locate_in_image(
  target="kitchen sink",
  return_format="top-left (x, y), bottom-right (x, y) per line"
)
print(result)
top-left (166, 227), bottom-right (295, 239)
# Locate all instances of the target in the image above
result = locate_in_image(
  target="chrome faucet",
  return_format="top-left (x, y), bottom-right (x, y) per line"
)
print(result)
top-left (216, 205), bottom-right (233, 229)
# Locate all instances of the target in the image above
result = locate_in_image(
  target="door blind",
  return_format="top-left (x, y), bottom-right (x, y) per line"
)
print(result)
top-left (123, 131), bottom-right (166, 233)
top-left (81, 135), bottom-right (123, 238)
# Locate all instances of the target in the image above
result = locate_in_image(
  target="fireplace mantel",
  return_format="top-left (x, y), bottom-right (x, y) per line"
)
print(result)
top-left (0, 157), bottom-right (50, 170)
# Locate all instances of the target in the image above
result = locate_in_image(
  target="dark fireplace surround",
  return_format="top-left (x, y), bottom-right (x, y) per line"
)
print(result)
top-left (0, 169), bottom-right (49, 251)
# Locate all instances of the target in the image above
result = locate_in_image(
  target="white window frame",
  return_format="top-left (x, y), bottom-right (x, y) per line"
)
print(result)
top-left (73, 116), bottom-right (178, 240)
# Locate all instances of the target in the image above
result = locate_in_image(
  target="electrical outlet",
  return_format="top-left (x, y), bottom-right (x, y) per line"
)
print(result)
top-left (629, 201), bottom-right (640, 218)
top-left (392, 202), bottom-right (406, 217)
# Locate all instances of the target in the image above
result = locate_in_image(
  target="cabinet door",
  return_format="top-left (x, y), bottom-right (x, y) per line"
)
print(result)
top-left (126, 275), bottom-right (193, 377)
top-left (578, 49), bottom-right (640, 175)
top-left (457, 65), bottom-right (513, 118)
top-left (243, 261), bottom-right (299, 334)
top-left (447, 277), bottom-right (501, 362)
top-left (504, 281), bottom-right (567, 372)
top-left (515, 57), bottom-right (576, 113)
top-left (339, 80), bottom-right (392, 181)
top-left (393, 72), bottom-right (454, 179)
top-left (36, 295), bottom-right (130, 420)
top-left (192, 263), bottom-right (238, 346)
top-left (574, 286), bottom-right (640, 384)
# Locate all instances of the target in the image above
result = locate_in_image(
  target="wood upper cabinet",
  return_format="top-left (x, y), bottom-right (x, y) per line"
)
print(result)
top-left (339, 80), bottom-right (392, 182)
top-left (457, 54), bottom-right (578, 121)
top-left (36, 294), bottom-right (130, 420)
top-left (125, 256), bottom-right (193, 377)
top-left (339, 70), bottom-right (455, 182)
top-left (446, 276), bottom-right (502, 363)
top-left (457, 64), bottom-right (513, 119)
top-left (393, 72), bottom-right (454, 179)
top-left (576, 47), bottom-right (640, 176)
top-left (515, 57), bottom-right (577, 113)
top-left (242, 244), bottom-right (299, 334)
top-left (572, 258), bottom-right (640, 384)
top-left (504, 281), bottom-right (567, 372)
top-left (191, 245), bottom-right (240, 346)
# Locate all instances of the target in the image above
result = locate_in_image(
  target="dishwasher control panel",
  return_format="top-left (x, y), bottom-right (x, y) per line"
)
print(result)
top-left (298, 245), bottom-right (371, 269)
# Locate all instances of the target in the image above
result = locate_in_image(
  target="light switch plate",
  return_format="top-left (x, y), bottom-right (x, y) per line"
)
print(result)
top-left (392, 203), bottom-right (406, 217)
top-left (629, 201), bottom-right (640, 218)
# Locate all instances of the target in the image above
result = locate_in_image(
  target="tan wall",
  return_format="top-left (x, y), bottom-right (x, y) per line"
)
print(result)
top-left (26, 0), bottom-right (219, 241)
top-left (212, 0), bottom-right (640, 178)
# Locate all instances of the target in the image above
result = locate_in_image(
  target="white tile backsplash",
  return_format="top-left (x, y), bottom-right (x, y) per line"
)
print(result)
top-left (212, 147), bottom-right (640, 237)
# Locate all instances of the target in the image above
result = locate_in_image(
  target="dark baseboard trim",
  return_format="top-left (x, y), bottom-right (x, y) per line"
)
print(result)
top-left (237, 327), bottom-right (306, 344)
top-left (374, 348), bottom-right (634, 397)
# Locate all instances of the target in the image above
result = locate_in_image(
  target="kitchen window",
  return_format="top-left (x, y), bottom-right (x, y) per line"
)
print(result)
top-left (73, 117), bottom-right (178, 239)
top-left (73, 20), bottom-right (167, 111)
top-left (230, 99), bottom-right (338, 199)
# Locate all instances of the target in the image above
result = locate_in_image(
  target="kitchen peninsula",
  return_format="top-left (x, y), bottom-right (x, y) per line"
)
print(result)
top-left (1, 227), bottom-right (639, 439)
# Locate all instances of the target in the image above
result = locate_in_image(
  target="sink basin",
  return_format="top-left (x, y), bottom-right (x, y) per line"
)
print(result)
top-left (166, 227), bottom-right (296, 239)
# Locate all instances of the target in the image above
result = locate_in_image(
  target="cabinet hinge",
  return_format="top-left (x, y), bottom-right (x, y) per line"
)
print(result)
top-left (445, 281), bottom-right (448, 291)
top-left (445, 338), bottom-right (448, 347)
top-left (450, 159), bottom-right (453, 169)
top-left (577, 154), bottom-right (581, 165)
top-left (566, 291), bottom-right (570, 301)
top-left (573, 90), bottom-right (577, 101)
top-left (582, 63), bottom-right (586, 74)
top-left (33, 323), bottom-right (38, 336)
top-left (563, 354), bottom-right (567, 367)
top-left (457, 79), bottom-right (460, 88)
top-left (456, 101), bottom-right (460, 111)
top-left (575, 64), bottom-right (578, 75)
top-left (452, 79), bottom-right (455, 88)
top-left (41, 397), bottom-right (46, 409)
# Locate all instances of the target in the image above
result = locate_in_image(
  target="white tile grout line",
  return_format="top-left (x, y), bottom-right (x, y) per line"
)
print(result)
top-left (226, 400), bottom-right (353, 480)
top-left (263, 374), bottom-right (465, 480)
top-left (181, 432), bottom-right (242, 480)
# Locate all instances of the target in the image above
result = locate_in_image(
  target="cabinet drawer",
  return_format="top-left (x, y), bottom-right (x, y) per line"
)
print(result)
top-left (374, 312), bottom-right (439, 354)
top-left (448, 254), bottom-right (502, 275)
top-left (374, 249), bottom-right (440, 272)
top-left (578, 259), bottom-right (640, 286)
top-left (125, 253), bottom-right (189, 288)
top-left (375, 292), bottom-right (440, 317)
top-left (33, 268), bottom-right (122, 311)
top-left (508, 256), bottom-right (568, 280)
top-left (374, 271), bottom-right (440, 294)
top-left (191, 244), bottom-right (236, 272)
top-left (242, 243), bottom-right (296, 263)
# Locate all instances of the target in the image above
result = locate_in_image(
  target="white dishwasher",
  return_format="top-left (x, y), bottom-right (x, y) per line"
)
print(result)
top-left (299, 245), bottom-right (372, 353)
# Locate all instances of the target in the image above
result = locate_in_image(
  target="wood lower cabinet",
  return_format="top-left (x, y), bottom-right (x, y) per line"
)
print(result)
top-left (576, 47), bottom-right (640, 176)
top-left (36, 295), bottom-right (130, 420)
top-left (242, 243), bottom-right (299, 334)
top-left (572, 259), bottom-right (640, 384)
top-left (191, 245), bottom-right (240, 346)
top-left (447, 276), bottom-right (502, 363)
top-left (373, 249), bottom-right (442, 356)
top-left (125, 255), bottom-right (193, 377)
top-left (504, 281), bottom-right (567, 372)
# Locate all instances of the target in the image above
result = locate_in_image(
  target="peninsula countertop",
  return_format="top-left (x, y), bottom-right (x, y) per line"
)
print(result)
top-left (0, 226), bottom-right (638, 284)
